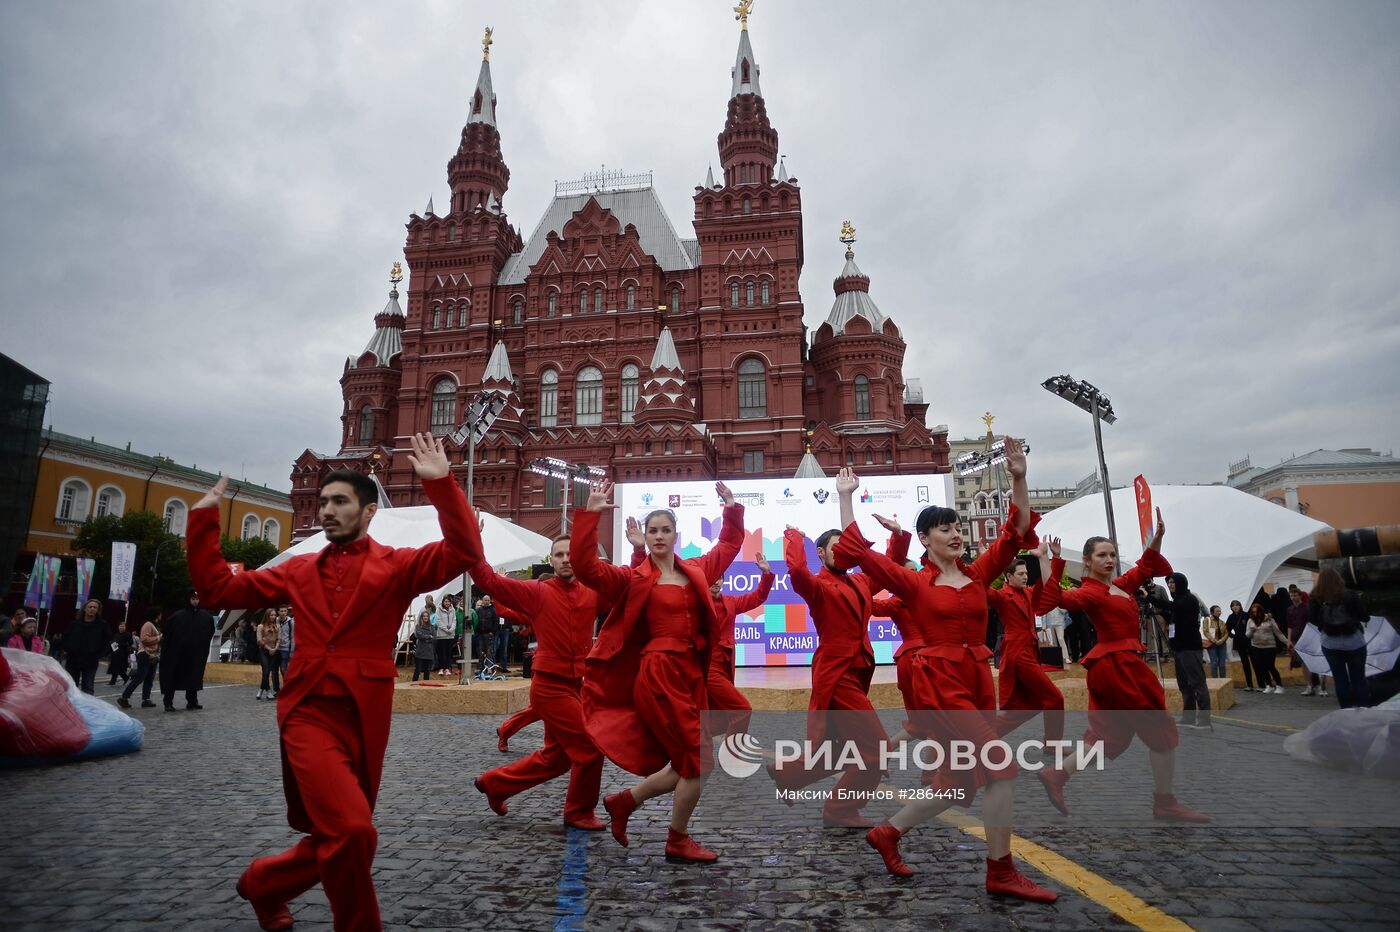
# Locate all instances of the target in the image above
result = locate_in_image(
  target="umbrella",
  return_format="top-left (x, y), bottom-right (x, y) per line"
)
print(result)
top-left (1292, 619), bottom-right (1400, 678)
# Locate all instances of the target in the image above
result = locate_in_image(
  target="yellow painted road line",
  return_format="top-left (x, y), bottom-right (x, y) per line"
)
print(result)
top-left (1212, 715), bottom-right (1299, 733)
top-left (939, 812), bottom-right (1193, 932)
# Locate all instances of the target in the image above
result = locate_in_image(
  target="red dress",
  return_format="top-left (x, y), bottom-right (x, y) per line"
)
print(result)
top-left (989, 582), bottom-right (1065, 743)
top-left (572, 504), bottom-right (744, 780)
top-left (832, 506), bottom-right (1038, 798)
top-left (875, 530), bottom-right (924, 725)
top-left (1038, 551), bottom-right (1179, 758)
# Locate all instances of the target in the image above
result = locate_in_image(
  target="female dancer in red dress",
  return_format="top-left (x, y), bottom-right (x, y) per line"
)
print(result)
top-left (991, 543), bottom-right (1065, 745)
top-left (831, 442), bottom-right (1059, 903)
top-left (1034, 523), bottom-right (1208, 822)
top-left (571, 480), bottom-right (744, 863)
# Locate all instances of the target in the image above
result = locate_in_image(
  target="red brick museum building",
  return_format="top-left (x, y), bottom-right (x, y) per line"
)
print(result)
top-left (290, 20), bottom-right (950, 544)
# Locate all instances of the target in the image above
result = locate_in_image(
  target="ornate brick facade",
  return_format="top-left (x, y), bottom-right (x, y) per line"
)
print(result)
top-left (291, 22), bottom-right (949, 545)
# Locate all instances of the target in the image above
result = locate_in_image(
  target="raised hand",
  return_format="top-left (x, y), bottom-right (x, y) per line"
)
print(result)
top-left (407, 432), bottom-right (450, 480)
top-left (1149, 508), bottom-right (1166, 550)
top-left (1003, 436), bottom-right (1027, 480)
top-left (193, 475), bottom-right (229, 511)
top-left (1049, 536), bottom-right (1062, 559)
top-left (836, 467), bottom-right (859, 497)
top-left (872, 513), bottom-right (901, 535)
top-left (1030, 540), bottom-right (1049, 559)
top-left (586, 480), bottom-right (616, 513)
top-left (625, 515), bottom-right (644, 548)
top-left (755, 550), bottom-right (771, 573)
top-left (715, 481), bottom-right (735, 506)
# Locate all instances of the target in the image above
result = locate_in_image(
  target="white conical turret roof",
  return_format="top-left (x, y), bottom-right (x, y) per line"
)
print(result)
top-left (795, 451), bottom-right (826, 479)
top-left (468, 58), bottom-right (497, 126)
top-left (730, 28), bottom-right (762, 98)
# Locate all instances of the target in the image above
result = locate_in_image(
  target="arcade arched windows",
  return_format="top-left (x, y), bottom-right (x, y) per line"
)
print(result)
top-left (429, 379), bottom-right (457, 435)
top-left (854, 375), bottom-right (871, 421)
top-left (728, 277), bottom-right (774, 308)
top-left (575, 366), bottom-right (604, 426)
top-left (95, 485), bottom-right (124, 518)
top-left (539, 369), bottom-right (558, 427)
top-left (242, 514), bottom-right (260, 540)
top-left (737, 358), bottom-right (767, 419)
top-left (620, 364), bottom-right (640, 423)
top-left (163, 499), bottom-right (188, 537)
top-left (57, 478), bottom-right (91, 522)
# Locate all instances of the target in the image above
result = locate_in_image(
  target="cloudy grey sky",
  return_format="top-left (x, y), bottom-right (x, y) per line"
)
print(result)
top-left (3, 0), bottom-right (1397, 493)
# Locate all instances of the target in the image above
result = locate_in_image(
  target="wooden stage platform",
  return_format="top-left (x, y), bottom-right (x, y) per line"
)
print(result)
top-left (204, 659), bottom-right (1243, 715)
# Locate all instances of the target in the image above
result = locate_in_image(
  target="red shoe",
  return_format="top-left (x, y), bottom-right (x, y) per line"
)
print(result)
top-left (496, 726), bottom-right (509, 753)
top-left (565, 814), bottom-right (607, 831)
top-left (474, 777), bottom-right (509, 816)
top-left (822, 809), bottom-right (875, 828)
top-left (664, 828), bottom-right (719, 863)
top-left (1038, 768), bottom-right (1070, 816)
top-left (236, 867), bottom-right (295, 931)
top-left (986, 854), bottom-right (1058, 902)
top-left (1152, 793), bottom-right (1210, 823)
top-left (603, 791), bottom-right (637, 847)
top-left (866, 822), bottom-right (913, 877)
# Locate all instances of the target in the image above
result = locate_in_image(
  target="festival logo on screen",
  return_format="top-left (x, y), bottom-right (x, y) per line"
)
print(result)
top-left (668, 494), bottom-right (681, 508)
top-left (860, 489), bottom-right (874, 503)
top-left (641, 492), bottom-right (654, 506)
top-left (734, 492), bottom-right (764, 507)
top-left (917, 485), bottom-right (930, 503)
top-left (782, 487), bottom-right (794, 498)
top-left (812, 489), bottom-right (830, 503)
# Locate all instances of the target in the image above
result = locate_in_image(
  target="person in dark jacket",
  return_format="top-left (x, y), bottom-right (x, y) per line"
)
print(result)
top-left (64, 599), bottom-right (111, 694)
top-left (1225, 600), bottom-right (1257, 691)
top-left (1287, 588), bottom-right (1324, 696)
top-left (1160, 573), bottom-right (1211, 728)
top-left (159, 591), bottom-right (216, 711)
top-left (107, 621), bottom-right (134, 685)
top-left (1309, 568), bottom-right (1371, 708)
top-left (476, 596), bottom-right (500, 676)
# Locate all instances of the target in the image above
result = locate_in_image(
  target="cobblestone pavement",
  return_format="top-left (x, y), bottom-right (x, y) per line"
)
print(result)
top-left (3, 680), bottom-right (1397, 931)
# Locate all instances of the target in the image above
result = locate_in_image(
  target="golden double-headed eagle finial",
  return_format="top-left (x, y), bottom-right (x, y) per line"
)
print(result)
top-left (482, 26), bottom-right (493, 61)
top-left (982, 411), bottom-right (996, 434)
top-left (734, 0), bottom-right (754, 31)
top-left (390, 261), bottom-right (403, 287)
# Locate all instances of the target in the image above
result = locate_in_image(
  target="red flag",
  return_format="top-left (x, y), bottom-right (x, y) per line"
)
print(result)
top-left (1134, 475), bottom-right (1154, 549)
top-left (227, 562), bottom-right (245, 575)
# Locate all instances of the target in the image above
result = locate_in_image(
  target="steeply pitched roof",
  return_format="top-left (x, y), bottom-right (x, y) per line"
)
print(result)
top-left (497, 186), bottom-right (696, 285)
top-left (356, 289), bottom-right (405, 367)
top-left (824, 252), bottom-right (894, 336)
top-left (467, 59), bottom-right (496, 127)
top-left (731, 28), bottom-right (762, 97)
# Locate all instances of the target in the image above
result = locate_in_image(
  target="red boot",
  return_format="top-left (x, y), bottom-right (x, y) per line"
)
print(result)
top-left (236, 867), bottom-right (295, 931)
top-left (986, 854), bottom-right (1058, 903)
top-left (1038, 767), bottom-right (1070, 816)
top-left (664, 828), bottom-right (719, 863)
top-left (474, 777), bottom-right (509, 816)
top-left (866, 822), bottom-right (913, 877)
top-left (565, 814), bottom-right (607, 831)
top-left (1152, 793), bottom-right (1210, 822)
top-left (603, 791), bottom-right (637, 847)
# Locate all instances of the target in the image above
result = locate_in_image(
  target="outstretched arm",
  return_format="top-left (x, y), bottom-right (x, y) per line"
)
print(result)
top-left (729, 557), bottom-right (774, 614)
top-left (782, 527), bottom-right (820, 604)
top-left (837, 467), bottom-right (858, 532)
top-left (391, 434), bottom-right (481, 594)
top-left (698, 482), bottom-right (745, 584)
top-left (569, 480), bottom-right (631, 603)
top-left (188, 475), bottom-right (294, 608)
top-left (1004, 436), bottom-right (1030, 539)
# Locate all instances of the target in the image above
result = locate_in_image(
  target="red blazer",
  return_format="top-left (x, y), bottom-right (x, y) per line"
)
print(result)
top-left (832, 506), bottom-right (1039, 662)
top-left (784, 528), bottom-right (877, 713)
top-left (876, 530), bottom-right (924, 658)
top-left (572, 504), bottom-right (744, 775)
top-left (1038, 550), bottom-right (1172, 663)
top-left (710, 571), bottom-right (774, 680)
top-left (462, 516), bottom-right (600, 679)
top-left (988, 581), bottom-right (1044, 662)
top-left (185, 475), bottom-right (474, 831)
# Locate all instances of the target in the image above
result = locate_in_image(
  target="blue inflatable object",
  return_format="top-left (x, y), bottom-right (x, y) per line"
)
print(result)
top-left (70, 690), bottom-right (145, 759)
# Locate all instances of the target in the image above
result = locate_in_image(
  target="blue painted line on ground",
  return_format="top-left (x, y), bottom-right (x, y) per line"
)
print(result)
top-left (553, 826), bottom-right (591, 931)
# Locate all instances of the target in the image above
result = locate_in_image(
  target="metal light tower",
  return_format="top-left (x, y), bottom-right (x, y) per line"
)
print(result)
top-left (526, 457), bottom-right (607, 534)
top-left (1041, 375), bottom-right (1119, 560)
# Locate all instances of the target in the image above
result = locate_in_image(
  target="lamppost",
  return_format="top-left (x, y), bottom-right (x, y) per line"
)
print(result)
top-left (527, 457), bottom-right (607, 534)
top-left (1041, 375), bottom-right (1118, 559)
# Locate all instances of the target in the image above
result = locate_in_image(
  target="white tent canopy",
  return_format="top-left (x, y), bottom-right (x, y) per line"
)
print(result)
top-left (239, 507), bottom-right (551, 641)
top-left (1033, 485), bottom-right (1329, 611)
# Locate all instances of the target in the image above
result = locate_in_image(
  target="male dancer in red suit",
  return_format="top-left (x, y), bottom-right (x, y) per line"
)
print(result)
top-left (186, 434), bottom-right (472, 932)
top-left (470, 527), bottom-right (609, 829)
top-left (990, 542), bottom-right (1065, 745)
top-left (769, 525), bottom-right (888, 827)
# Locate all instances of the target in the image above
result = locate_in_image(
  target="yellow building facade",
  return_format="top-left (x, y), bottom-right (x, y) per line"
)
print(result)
top-left (23, 429), bottom-right (293, 558)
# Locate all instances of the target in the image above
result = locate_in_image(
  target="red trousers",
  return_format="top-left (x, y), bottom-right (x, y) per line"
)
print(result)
top-left (499, 705), bottom-right (540, 743)
top-left (478, 672), bottom-right (603, 823)
top-left (244, 697), bottom-right (382, 932)
top-left (995, 644), bottom-right (1066, 743)
top-left (772, 667), bottom-right (884, 818)
top-left (1083, 651), bottom-right (1180, 758)
top-left (706, 647), bottom-right (752, 735)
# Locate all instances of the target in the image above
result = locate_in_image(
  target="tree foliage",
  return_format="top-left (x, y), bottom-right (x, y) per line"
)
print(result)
top-left (220, 534), bottom-right (279, 570)
top-left (71, 510), bottom-right (191, 609)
